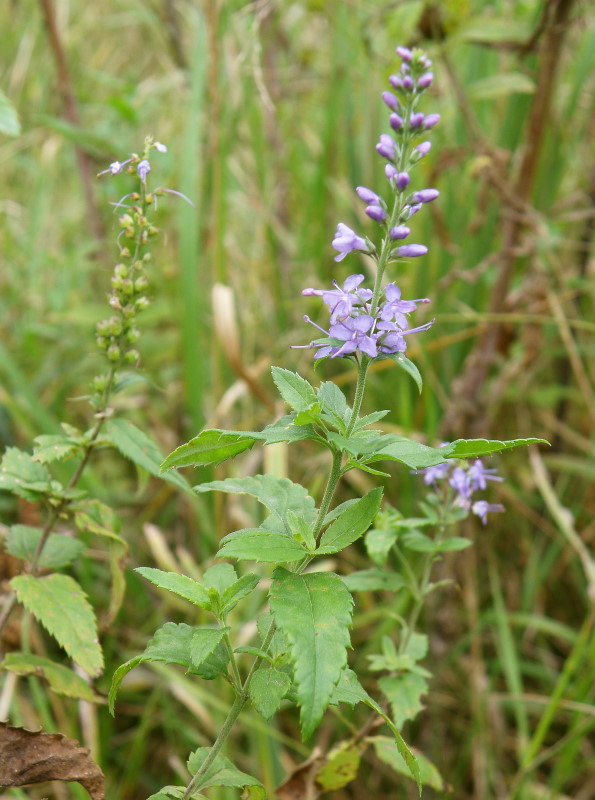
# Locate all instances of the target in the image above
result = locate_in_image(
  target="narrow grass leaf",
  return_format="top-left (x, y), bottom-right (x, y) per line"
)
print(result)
top-left (11, 574), bottom-right (103, 676)
top-left (269, 568), bottom-right (353, 739)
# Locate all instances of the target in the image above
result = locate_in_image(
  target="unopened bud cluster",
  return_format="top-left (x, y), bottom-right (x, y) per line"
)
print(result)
top-left (93, 137), bottom-right (168, 401)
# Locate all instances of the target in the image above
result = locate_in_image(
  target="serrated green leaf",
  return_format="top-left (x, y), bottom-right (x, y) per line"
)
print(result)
top-left (218, 529), bottom-right (308, 563)
top-left (294, 402), bottom-right (323, 426)
top-left (103, 419), bottom-right (193, 494)
top-left (342, 569), bottom-right (406, 593)
top-left (249, 668), bottom-right (291, 719)
top-left (329, 671), bottom-right (421, 789)
top-left (371, 437), bottom-right (450, 469)
top-left (197, 474), bottom-right (317, 533)
top-left (11, 574), bottom-right (103, 676)
top-left (286, 509), bottom-right (316, 551)
top-left (109, 622), bottom-right (230, 713)
top-left (388, 353), bottom-right (423, 392)
top-left (0, 447), bottom-right (52, 499)
top-left (220, 574), bottom-right (261, 616)
top-left (234, 646), bottom-right (272, 661)
top-left (146, 788), bottom-right (185, 800)
top-left (323, 498), bottom-right (359, 526)
top-left (317, 382), bottom-right (350, 429)
top-left (135, 567), bottom-right (212, 610)
top-left (404, 633), bottom-right (429, 661)
top-left (203, 563), bottom-right (237, 595)
top-left (269, 568), bottom-right (353, 739)
top-left (6, 525), bottom-right (84, 569)
top-left (379, 672), bottom-right (429, 727)
top-left (0, 653), bottom-right (97, 701)
top-left (161, 430), bottom-right (257, 469)
top-left (467, 72), bottom-right (535, 100)
top-left (271, 367), bottom-right (318, 411)
top-left (353, 410), bottom-right (389, 430)
top-left (0, 90), bottom-right (21, 136)
top-left (317, 488), bottom-right (383, 555)
top-left (190, 628), bottom-right (229, 669)
top-left (369, 736), bottom-right (444, 790)
top-left (443, 437), bottom-right (548, 459)
top-left (187, 747), bottom-right (265, 798)
top-left (32, 434), bottom-right (79, 464)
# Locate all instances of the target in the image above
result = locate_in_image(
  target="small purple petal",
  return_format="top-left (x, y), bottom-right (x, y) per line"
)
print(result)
top-left (395, 172), bottom-right (410, 189)
top-left (396, 46), bottom-right (413, 61)
top-left (402, 75), bottom-right (414, 90)
top-left (389, 113), bottom-right (404, 131)
top-left (356, 186), bottom-right (381, 204)
top-left (389, 75), bottom-right (403, 90)
top-left (385, 164), bottom-right (397, 180)
top-left (414, 141), bottom-right (432, 157)
top-left (409, 112), bottom-right (425, 129)
top-left (137, 159), bottom-right (151, 181)
top-left (406, 204), bottom-right (423, 218)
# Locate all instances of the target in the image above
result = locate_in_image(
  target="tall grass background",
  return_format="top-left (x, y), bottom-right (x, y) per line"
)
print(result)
top-left (0, 1), bottom-right (593, 799)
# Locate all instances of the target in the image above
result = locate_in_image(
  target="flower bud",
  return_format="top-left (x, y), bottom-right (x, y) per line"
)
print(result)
top-left (389, 225), bottom-right (410, 240)
top-left (111, 275), bottom-right (124, 290)
top-left (96, 320), bottom-right (111, 335)
top-left (423, 113), bottom-right (440, 129)
top-left (120, 247), bottom-right (131, 259)
top-left (121, 278), bottom-right (134, 295)
top-left (126, 327), bottom-right (141, 343)
top-left (385, 164), bottom-right (397, 180)
top-left (413, 141), bottom-right (432, 159)
top-left (395, 172), bottom-right (410, 189)
top-left (114, 263), bottom-right (128, 279)
top-left (142, 253), bottom-right (152, 262)
top-left (109, 295), bottom-right (122, 311)
top-left (389, 113), bottom-right (404, 131)
top-left (402, 75), bottom-right (414, 90)
top-left (135, 297), bottom-right (150, 311)
top-left (389, 74), bottom-right (403, 90)
top-left (417, 72), bottom-right (434, 89)
top-left (356, 186), bottom-right (381, 204)
top-left (96, 336), bottom-right (108, 350)
top-left (134, 276), bottom-right (149, 292)
top-left (407, 203), bottom-right (423, 218)
top-left (147, 226), bottom-right (159, 236)
top-left (396, 46), bottom-right (412, 61)
top-left (92, 374), bottom-right (109, 392)
top-left (125, 226), bottom-right (135, 239)
top-left (122, 303), bottom-right (137, 318)
top-left (366, 205), bottom-right (386, 222)
top-left (381, 91), bottom-right (399, 110)
top-left (376, 135), bottom-right (395, 159)
top-left (107, 344), bottom-right (121, 362)
top-left (409, 112), bottom-right (424, 129)
top-left (397, 244), bottom-right (428, 257)
top-left (413, 188), bottom-right (440, 204)
top-left (118, 214), bottom-right (134, 229)
top-left (124, 349), bottom-right (140, 364)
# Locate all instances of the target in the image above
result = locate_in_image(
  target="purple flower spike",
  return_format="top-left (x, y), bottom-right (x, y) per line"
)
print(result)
top-left (414, 141), bottom-right (432, 158)
top-left (423, 113), bottom-right (441, 129)
top-left (332, 223), bottom-right (368, 262)
top-left (409, 112), bottom-right (425, 129)
top-left (389, 225), bottom-right (410, 240)
top-left (382, 91), bottom-right (399, 110)
top-left (472, 500), bottom-right (505, 525)
top-left (396, 46), bottom-right (413, 61)
top-left (396, 244), bottom-right (428, 258)
top-left (420, 463), bottom-right (449, 487)
top-left (395, 172), bottom-right (411, 189)
top-left (330, 314), bottom-right (378, 359)
top-left (467, 460), bottom-right (503, 491)
top-left (366, 205), bottom-right (387, 222)
top-left (417, 72), bottom-right (434, 89)
top-left (389, 113), bottom-right (404, 131)
top-left (356, 186), bottom-right (381, 204)
top-left (413, 188), bottom-right (440, 204)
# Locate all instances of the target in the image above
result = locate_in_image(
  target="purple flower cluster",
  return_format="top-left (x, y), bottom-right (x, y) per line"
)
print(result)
top-left (420, 456), bottom-right (505, 525)
top-left (299, 274), bottom-right (433, 360)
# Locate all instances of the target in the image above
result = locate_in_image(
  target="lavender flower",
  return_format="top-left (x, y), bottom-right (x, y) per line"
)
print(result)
top-left (412, 189), bottom-right (440, 204)
top-left (389, 225), bottom-right (410, 240)
top-left (332, 223), bottom-right (369, 261)
top-left (395, 244), bottom-right (428, 258)
top-left (467, 460), bottom-right (504, 491)
top-left (471, 501), bottom-right (505, 525)
top-left (302, 274), bottom-right (372, 324)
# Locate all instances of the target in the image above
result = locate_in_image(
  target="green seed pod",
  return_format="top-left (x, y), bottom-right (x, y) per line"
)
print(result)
top-left (124, 349), bottom-right (140, 364)
top-left (107, 344), bottom-right (121, 362)
top-left (134, 276), bottom-right (148, 292)
top-left (135, 296), bottom-right (150, 311)
top-left (114, 263), bottom-right (128, 279)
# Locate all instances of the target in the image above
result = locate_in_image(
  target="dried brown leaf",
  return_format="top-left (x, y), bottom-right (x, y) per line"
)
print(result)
top-left (0, 722), bottom-right (105, 799)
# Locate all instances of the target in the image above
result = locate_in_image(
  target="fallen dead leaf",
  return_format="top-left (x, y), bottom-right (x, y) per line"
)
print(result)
top-left (0, 722), bottom-right (105, 799)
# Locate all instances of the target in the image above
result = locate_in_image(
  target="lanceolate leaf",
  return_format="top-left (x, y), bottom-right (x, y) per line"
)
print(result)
top-left (103, 419), bottom-right (193, 495)
top-left (317, 489), bottom-right (383, 554)
top-left (218, 529), bottom-right (308, 563)
top-left (443, 437), bottom-right (548, 459)
top-left (161, 430), bottom-right (256, 470)
top-left (389, 353), bottom-right (423, 393)
top-left (196, 474), bottom-right (317, 533)
top-left (135, 567), bottom-right (211, 610)
top-left (0, 654), bottom-right (97, 702)
top-left (220, 574), bottom-right (261, 616)
top-left (269, 568), bottom-right (353, 739)
top-left (369, 736), bottom-right (444, 790)
top-left (11, 575), bottom-right (103, 676)
top-left (271, 367), bottom-right (318, 412)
